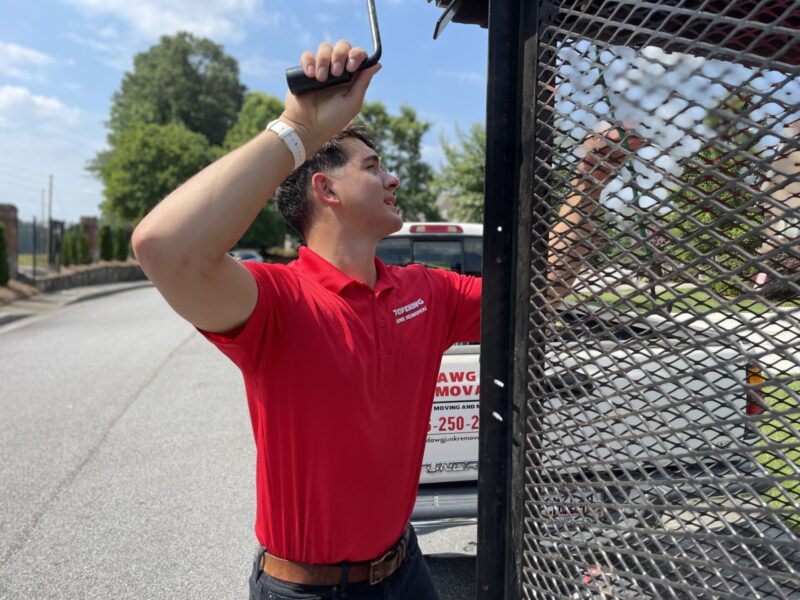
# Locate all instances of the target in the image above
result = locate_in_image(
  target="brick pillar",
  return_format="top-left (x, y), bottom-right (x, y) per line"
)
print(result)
top-left (80, 216), bottom-right (99, 262)
top-left (0, 204), bottom-right (18, 277)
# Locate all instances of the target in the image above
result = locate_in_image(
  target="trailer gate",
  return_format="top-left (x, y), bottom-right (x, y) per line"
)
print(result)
top-left (462, 1), bottom-right (800, 597)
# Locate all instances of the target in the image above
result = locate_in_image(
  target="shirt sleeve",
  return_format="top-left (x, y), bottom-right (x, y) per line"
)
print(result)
top-left (437, 270), bottom-right (482, 348)
top-left (196, 261), bottom-right (291, 371)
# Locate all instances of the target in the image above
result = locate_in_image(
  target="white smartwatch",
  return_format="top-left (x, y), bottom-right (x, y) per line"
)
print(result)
top-left (265, 119), bottom-right (306, 169)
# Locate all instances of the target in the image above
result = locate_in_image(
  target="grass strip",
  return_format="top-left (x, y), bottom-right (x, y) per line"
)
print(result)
top-left (756, 380), bottom-right (800, 532)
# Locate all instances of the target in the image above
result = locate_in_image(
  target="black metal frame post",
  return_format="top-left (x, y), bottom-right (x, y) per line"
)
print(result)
top-left (477, 0), bottom-right (543, 598)
top-left (476, 0), bottom-right (800, 597)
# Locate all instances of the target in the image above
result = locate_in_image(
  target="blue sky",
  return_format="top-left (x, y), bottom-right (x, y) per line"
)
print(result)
top-left (0, 0), bottom-right (489, 223)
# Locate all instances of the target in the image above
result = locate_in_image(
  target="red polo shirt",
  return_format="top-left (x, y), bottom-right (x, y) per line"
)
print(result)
top-left (200, 247), bottom-right (481, 564)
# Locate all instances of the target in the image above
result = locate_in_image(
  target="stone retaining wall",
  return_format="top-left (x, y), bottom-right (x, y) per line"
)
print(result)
top-left (24, 262), bottom-right (146, 293)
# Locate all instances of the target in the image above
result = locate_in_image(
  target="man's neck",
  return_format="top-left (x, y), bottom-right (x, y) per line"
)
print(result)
top-left (305, 233), bottom-right (378, 289)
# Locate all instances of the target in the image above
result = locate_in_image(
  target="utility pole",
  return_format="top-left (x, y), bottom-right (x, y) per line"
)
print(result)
top-left (41, 189), bottom-right (46, 270)
top-left (32, 216), bottom-right (37, 282)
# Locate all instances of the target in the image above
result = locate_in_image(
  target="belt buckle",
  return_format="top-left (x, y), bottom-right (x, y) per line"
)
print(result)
top-left (368, 531), bottom-right (409, 586)
top-left (369, 549), bottom-right (396, 585)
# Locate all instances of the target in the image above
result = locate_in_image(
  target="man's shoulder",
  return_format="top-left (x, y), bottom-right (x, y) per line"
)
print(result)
top-left (242, 259), bottom-right (297, 277)
top-left (385, 263), bottom-right (475, 293)
top-left (240, 260), bottom-right (304, 294)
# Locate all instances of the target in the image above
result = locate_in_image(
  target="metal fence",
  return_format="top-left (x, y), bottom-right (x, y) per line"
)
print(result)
top-left (476, 0), bottom-right (799, 598)
top-left (16, 220), bottom-right (50, 280)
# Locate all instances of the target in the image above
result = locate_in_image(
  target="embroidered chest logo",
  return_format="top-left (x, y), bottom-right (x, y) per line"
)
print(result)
top-left (392, 298), bottom-right (428, 324)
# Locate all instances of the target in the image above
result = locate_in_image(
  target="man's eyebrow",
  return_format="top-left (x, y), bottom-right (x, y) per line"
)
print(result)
top-left (361, 153), bottom-right (381, 165)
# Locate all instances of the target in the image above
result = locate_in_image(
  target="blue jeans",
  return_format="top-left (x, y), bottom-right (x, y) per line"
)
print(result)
top-left (248, 526), bottom-right (440, 599)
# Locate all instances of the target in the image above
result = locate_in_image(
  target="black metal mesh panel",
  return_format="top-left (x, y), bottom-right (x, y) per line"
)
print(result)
top-left (523, 1), bottom-right (800, 597)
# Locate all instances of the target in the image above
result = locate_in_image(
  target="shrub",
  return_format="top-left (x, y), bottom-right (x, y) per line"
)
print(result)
top-left (100, 224), bottom-right (114, 261)
top-left (61, 228), bottom-right (74, 267)
top-left (0, 223), bottom-right (9, 286)
top-left (114, 228), bottom-right (129, 261)
top-left (78, 226), bottom-right (92, 264)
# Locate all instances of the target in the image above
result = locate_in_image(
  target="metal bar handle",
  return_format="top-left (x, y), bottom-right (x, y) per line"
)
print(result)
top-left (285, 0), bottom-right (382, 95)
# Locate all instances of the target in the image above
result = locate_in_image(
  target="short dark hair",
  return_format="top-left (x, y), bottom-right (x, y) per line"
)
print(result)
top-left (274, 123), bottom-right (378, 238)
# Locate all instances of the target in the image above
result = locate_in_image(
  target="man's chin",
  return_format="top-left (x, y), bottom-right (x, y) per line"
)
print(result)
top-left (369, 212), bottom-right (403, 242)
top-left (388, 213), bottom-right (403, 233)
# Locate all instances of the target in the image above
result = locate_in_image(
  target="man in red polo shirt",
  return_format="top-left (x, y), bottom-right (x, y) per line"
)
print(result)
top-left (133, 40), bottom-right (464, 599)
top-left (133, 39), bottom-right (636, 599)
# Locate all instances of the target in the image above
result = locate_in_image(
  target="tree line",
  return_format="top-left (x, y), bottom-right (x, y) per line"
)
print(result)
top-left (90, 32), bottom-right (484, 250)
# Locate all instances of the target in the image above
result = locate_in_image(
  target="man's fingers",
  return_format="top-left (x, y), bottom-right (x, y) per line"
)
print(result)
top-left (298, 40), bottom-right (367, 81)
top-left (331, 40), bottom-right (351, 77)
top-left (300, 51), bottom-right (316, 78)
top-left (347, 47), bottom-right (368, 72)
top-left (315, 42), bottom-right (334, 81)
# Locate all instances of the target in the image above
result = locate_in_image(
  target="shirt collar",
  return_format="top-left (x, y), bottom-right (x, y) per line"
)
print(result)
top-left (293, 246), bottom-right (397, 295)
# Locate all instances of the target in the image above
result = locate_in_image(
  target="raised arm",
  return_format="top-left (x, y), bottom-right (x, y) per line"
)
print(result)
top-left (547, 125), bottom-right (643, 299)
top-left (131, 41), bottom-right (378, 332)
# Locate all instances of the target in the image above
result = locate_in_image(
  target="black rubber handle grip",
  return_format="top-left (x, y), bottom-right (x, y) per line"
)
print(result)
top-left (285, 0), bottom-right (381, 96)
top-left (286, 66), bottom-right (354, 95)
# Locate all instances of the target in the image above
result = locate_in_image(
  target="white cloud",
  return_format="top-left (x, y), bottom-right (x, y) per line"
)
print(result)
top-left (240, 56), bottom-right (287, 78)
top-left (66, 0), bottom-right (262, 42)
top-left (65, 31), bottom-right (133, 72)
top-left (0, 42), bottom-right (54, 80)
top-left (290, 17), bottom-right (313, 46)
top-left (0, 85), bottom-right (81, 127)
top-left (0, 86), bottom-right (106, 222)
top-left (313, 13), bottom-right (337, 25)
top-left (435, 69), bottom-right (484, 85)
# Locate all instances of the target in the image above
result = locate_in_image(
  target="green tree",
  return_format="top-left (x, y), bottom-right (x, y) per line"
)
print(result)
top-left (220, 92), bottom-right (288, 249)
top-left (358, 102), bottom-right (440, 221)
top-left (115, 228), bottom-right (130, 261)
top-left (99, 122), bottom-right (213, 221)
top-left (107, 32), bottom-right (244, 147)
top-left (224, 92), bottom-right (284, 151)
top-left (237, 206), bottom-right (287, 250)
top-left (0, 223), bottom-right (9, 285)
top-left (62, 227), bottom-right (76, 267)
top-left (100, 224), bottom-right (114, 261)
top-left (435, 123), bottom-right (486, 222)
top-left (659, 96), bottom-right (766, 297)
top-left (78, 226), bottom-right (92, 264)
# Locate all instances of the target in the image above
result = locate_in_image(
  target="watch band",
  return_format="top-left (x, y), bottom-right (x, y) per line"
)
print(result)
top-left (265, 119), bottom-right (306, 169)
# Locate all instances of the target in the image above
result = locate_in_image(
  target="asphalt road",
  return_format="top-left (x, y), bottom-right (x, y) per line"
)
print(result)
top-left (0, 286), bottom-right (476, 599)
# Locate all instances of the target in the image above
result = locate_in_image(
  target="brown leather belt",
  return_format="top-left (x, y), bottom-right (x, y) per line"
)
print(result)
top-left (260, 524), bottom-right (412, 586)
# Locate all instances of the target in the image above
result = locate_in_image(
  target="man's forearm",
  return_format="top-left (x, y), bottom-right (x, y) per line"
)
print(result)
top-left (133, 129), bottom-right (298, 273)
top-left (547, 178), bottom-right (601, 298)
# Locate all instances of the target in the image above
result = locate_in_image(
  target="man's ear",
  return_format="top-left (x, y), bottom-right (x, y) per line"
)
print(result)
top-left (310, 173), bottom-right (340, 207)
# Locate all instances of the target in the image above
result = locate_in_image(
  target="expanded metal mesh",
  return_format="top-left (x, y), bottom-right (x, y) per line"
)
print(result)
top-left (523, 1), bottom-right (800, 597)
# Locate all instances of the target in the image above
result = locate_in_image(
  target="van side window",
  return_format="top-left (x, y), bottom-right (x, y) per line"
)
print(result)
top-left (463, 237), bottom-right (483, 276)
top-left (376, 237), bottom-right (413, 266)
top-left (413, 240), bottom-right (463, 272)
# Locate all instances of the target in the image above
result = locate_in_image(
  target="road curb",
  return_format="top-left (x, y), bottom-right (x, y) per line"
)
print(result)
top-left (0, 281), bottom-right (154, 331)
top-left (0, 313), bottom-right (26, 327)
top-left (68, 281), bottom-right (153, 305)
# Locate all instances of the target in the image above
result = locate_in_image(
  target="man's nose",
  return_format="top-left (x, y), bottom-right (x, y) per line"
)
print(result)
top-left (384, 170), bottom-right (400, 190)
